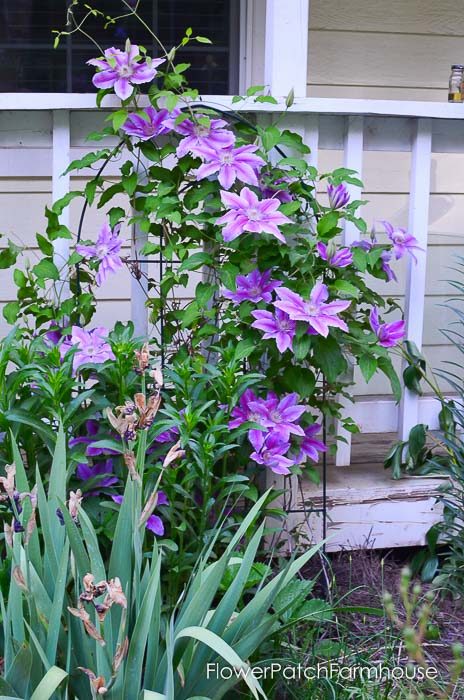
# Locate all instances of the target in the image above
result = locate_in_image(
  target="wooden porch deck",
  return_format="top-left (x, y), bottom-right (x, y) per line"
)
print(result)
top-left (288, 433), bottom-right (449, 551)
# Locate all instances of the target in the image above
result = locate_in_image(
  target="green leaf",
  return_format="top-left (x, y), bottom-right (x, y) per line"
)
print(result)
top-left (64, 149), bottom-right (110, 174)
top-left (317, 211), bottom-right (339, 237)
top-left (175, 627), bottom-right (266, 699)
top-left (195, 36), bottom-right (212, 44)
top-left (32, 259), bottom-right (60, 281)
top-left (313, 336), bottom-right (347, 383)
top-left (112, 109), bottom-right (128, 131)
top-left (5, 644), bottom-right (32, 697)
top-left (0, 240), bottom-right (21, 269)
top-left (421, 556), bottom-right (439, 583)
top-left (123, 548), bottom-right (161, 697)
top-left (3, 302), bottom-right (20, 325)
top-left (261, 125), bottom-right (281, 152)
top-left (178, 252), bottom-right (213, 272)
top-left (30, 666), bottom-right (68, 700)
top-left (297, 598), bottom-right (333, 623)
top-left (282, 366), bottom-right (316, 397)
top-left (292, 334), bottom-right (312, 361)
top-left (403, 365), bottom-right (423, 395)
top-left (234, 339), bottom-right (256, 361)
top-left (36, 234), bottom-right (54, 256)
top-left (331, 280), bottom-right (359, 298)
top-left (359, 354), bottom-right (377, 383)
top-left (378, 356), bottom-right (402, 402)
top-left (122, 172), bottom-right (138, 196)
top-left (408, 423), bottom-right (427, 461)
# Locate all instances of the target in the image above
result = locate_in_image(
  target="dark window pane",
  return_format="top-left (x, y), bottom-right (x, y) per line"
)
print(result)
top-left (0, 0), bottom-right (238, 93)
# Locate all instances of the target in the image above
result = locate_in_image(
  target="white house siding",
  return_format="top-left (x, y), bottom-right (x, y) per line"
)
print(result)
top-left (0, 109), bottom-right (197, 340)
top-left (309, 1), bottom-right (464, 398)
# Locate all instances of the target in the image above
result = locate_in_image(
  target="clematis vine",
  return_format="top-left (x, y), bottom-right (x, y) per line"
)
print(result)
top-left (224, 269), bottom-right (281, 304)
top-left (64, 327), bottom-right (115, 372)
top-left (327, 182), bottom-right (350, 209)
top-left (121, 106), bottom-right (173, 140)
top-left (251, 308), bottom-right (295, 353)
top-left (196, 144), bottom-right (265, 189)
top-left (369, 307), bottom-right (405, 348)
top-left (317, 241), bottom-right (353, 268)
top-left (383, 221), bottom-right (421, 262)
top-left (76, 222), bottom-right (123, 287)
top-left (88, 44), bottom-right (164, 100)
top-left (173, 116), bottom-right (235, 157)
top-left (274, 282), bottom-right (351, 336)
top-left (217, 187), bottom-right (292, 243)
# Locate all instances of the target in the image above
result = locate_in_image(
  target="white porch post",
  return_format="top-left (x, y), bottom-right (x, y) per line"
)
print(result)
top-left (52, 110), bottom-right (71, 301)
top-left (263, 2), bottom-right (310, 539)
top-left (264, 0), bottom-right (309, 97)
top-left (399, 118), bottom-right (432, 440)
top-left (336, 115), bottom-right (365, 466)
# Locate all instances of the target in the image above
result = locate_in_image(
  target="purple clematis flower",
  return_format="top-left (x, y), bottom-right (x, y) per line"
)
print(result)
top-left (248, 392), bottom-right (306, 440)
top-left (44, 324), bottom-right (63, 345)
top-left (76, 222), bottom-right (124, 287)
top-left (112, 491), bottom-right (169, 535)
top-left (228, 389), bottom-right (261, 429)
top-left (224, 269), bottom-right (281, 304)
top-left (369, 307), bottom-right (405, 348)
top-left (380, 250), bottom-right (397, 282)
top-left (249, 430), bottom-right (294, 475)
top-left (173, 116), bottom-right (235, 158)
top-left (251, 308), bottom-right (296, 353)
top-left (76, 459), bottom-right (118, 496)
top-left (316, 242), bottom-right (353, 268)
top-left (297, 424), bottom-right (327, 463)
top-left (88, 44), bottom-right (164, 100)
top-left (154, 425), bottom-right (180, 443)
top-left (65, 327), bottom-right (115, 372)
top-left (327, 183), bottom-right (350, 209)
top-left (260, 174), bottom-right (294, 203)
top-left (216, 187), bottom-right (292, 243)
top-left (69, 419), bottom-right (120, 457)
top-left (121, 106), bottom-right (173, 140)
top-left (196, 144), bottom-right (265, 189)
top-left (383, 221), bottom-right (421, 262)
top-left (274, 282), bottom-right (351, 337)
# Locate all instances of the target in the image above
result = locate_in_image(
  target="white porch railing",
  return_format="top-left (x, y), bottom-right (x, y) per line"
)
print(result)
top-left (1, 94), bottom-right (464, 464)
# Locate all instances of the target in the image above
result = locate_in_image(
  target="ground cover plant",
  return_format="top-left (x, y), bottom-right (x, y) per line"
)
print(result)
top-left (0, 2), bottom-right (436, 697)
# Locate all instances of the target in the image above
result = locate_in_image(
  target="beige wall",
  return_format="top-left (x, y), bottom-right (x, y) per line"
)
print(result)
top-left (307, 1), bottom-right (464, 397)
top-left (308, 0), bottom-right (463, 101)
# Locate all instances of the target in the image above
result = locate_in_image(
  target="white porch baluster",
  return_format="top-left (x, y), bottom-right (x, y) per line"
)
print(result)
top-left (52, 109), bottom-right (70, 301)
top-left (305, 114), bottom-right (319, 169)
top-left (399, 118), bottom-right (432, 440)
top-left (264, 0), bottom-right (309, 97)
top-left (131, 158), bottom-right (149, 338)
top-left (336, 115), bottom-right (364, 466)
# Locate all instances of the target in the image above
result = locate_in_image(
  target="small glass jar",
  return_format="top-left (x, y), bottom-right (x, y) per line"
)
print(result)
top-left (449, 64), bottom-right (464, 102)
